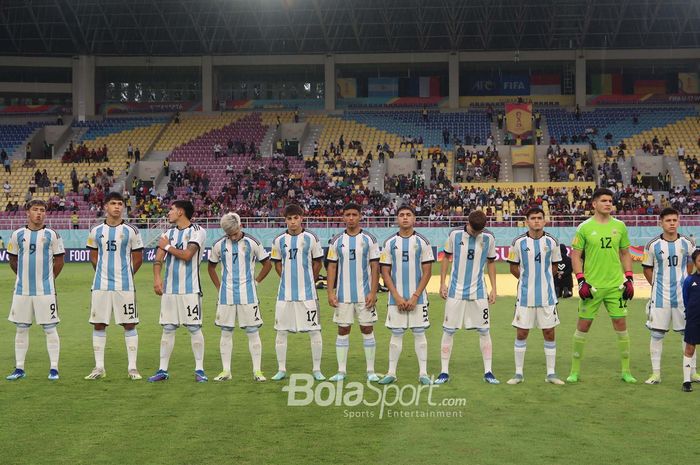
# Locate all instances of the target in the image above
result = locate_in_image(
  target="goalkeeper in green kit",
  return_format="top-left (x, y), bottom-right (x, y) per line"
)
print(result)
top-left (567, 188), bottom-right (637, 384)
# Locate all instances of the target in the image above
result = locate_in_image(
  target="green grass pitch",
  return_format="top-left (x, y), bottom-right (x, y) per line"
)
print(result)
top-left (0, 262), bottom-right (693, 465)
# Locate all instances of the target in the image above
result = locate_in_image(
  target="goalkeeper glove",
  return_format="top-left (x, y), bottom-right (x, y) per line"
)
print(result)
top-left (621, 271), bottom-right (634, 300)
top-left (576, 273), bottom-right (593, 300)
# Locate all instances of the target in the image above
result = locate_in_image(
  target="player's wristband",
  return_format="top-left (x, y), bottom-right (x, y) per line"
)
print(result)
top-left (624, 271), bottom-right (634, 281)
top-left (575, 273), bottom-right (585, 282)
top-left (164, 244), bottom-right (171, 253)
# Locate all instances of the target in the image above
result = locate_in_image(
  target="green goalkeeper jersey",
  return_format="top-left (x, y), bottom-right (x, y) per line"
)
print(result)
top-left (572, 216), bottom-right (630, 289)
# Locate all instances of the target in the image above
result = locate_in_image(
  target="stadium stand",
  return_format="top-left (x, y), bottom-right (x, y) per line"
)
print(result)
top-left (541, 107), bottom-right (697, 148)
top-left (0, 122), bottom-right (44, 156)
top-left (74, 117), bottom-right (168, 159)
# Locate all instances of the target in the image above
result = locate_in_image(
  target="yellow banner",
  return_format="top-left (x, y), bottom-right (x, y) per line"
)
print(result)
top-left (511, 146), bottom-right (534, 166)
top-left (679, 73), bottom-right (699, 94)
top-left (336, 78), bottom-right (357, 98)
top-left (505, 103), bottom-right (532, 136)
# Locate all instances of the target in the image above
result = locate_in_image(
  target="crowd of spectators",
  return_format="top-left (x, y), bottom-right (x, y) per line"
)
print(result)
top-left (61, 141), bottom-right (109, 164)
top-left (454, 145), bottom-right (501, 182)
top-left (547, 145), bottom-right (595, 182)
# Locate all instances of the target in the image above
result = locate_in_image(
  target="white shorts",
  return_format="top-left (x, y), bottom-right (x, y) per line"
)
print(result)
top-left (646, 303), bottom-right (685, 332)
top-left (160, 294), bottom-right (203, 327)
top-left (90, 290), bottom-right (139, 325)
top-left (333, 302), bottom-right (378, 326)
top-left (443, 297), bottom-right (489, 330)
top-left (9, 294), bottom-right (60, 326)
top-left (385, 302), bottom-right (430, 330)
top-left (274, 300), bottom-right (321, 332)
top-left (216, 303), bottom-right (263, 329)
top-left (512, 305), bottom-right (559, 330)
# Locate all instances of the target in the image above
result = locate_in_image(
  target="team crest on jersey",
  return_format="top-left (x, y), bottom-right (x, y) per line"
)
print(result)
top-left (611, 229), bottom-right (618, 235)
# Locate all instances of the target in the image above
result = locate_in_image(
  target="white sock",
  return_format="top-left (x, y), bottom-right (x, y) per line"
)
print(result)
top-left (336, 334), bottom-right (350, 373)
top-left (684, 355), bottom-right (693, 382)
top-left (514, 339), bottom-right (527, 376)
top-left (247, 330), bottom-right (262, 373)
top-left (544, 341), bottom-right (556, 376)
top-left (683, 336), bottom-right (697, 375)
top-left (15, 326), bottom-right (29, 370)
top-left (276, 331), bottom-right (288, 372)
top-left (190, 328), bottom-right (205, 371)
top-left (650, 333), bottom-right (664, 375)
top-left (479, 330), bottom-right (493, 373)
top-left (414, 331), bottom-right (428, 377)
top-left (362, 332), bottom-right (376, 373)
top-left (310, 330), bottom-right (323, 372)
top-left (125, 330), bottom-right (138, 371)
top-left (159, 329), bottom-right (176, 371)
top-left (388, 333), bottom-right (404, 376)
top-left (44, 326), bottom-right (60, 370)
top-left (440, 330), bottom-right (454, 374)
top-left (220, 330), bottom-right (233, 373)
top-left (93, 329), bottom-right (107, 370)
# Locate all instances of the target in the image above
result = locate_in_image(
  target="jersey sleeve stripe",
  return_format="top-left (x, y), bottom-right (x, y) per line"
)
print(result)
top-left (245, 233), bottom-right (263, 246)
top-left (511, 232), bottom-right (527, 247)
top-left (415, 232), bottom-right (431, 245)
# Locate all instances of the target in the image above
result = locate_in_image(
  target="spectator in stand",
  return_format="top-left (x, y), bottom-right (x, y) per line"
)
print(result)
top-left (127, 143), bottom-right (133, 160)
top-left (134, 147), bottom-right (141, 162)
top-left (71, 211), bottom-right (79, 229)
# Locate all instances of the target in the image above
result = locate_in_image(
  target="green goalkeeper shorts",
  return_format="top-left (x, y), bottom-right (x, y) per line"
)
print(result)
top-left (578, 286), bottom-right (628, 320)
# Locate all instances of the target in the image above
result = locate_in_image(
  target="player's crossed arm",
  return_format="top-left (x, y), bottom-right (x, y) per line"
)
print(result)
top-left (158, 235), bottom-right (199, 262)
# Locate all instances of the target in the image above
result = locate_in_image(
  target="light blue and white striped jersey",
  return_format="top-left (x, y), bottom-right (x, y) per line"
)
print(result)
top-left (271, 229), bottom-right (324, 301)
top-left (508, 232), bottom-right (562, 307)
top-left (642, 234), bottom-right (695, 309)
top-left (163, 223), bottom-right (206, 295)
top-left (444, 227), bottom-right (497, 300)
top-left (379, 232), bottom-right (434, 305)
top-left (327, 230), bottom-right (380, 303)
top-left (209, 233), bottom-right (269, 305)
top-left (87, 221), bottom-right (144, 292)
top-left (7, 226), bottom-right (65, 296)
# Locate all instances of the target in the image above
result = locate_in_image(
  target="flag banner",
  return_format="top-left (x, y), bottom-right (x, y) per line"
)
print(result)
top-left (531, 74), bottom-right (561, 95)
top-left (336, 78), bottom-right (357, 98)
top-left (368, 77), bottom-right (399, 97)
top-left (678, 73), bottom-right (699, 94)
top-left (505, 103), bottom-right (533, 136)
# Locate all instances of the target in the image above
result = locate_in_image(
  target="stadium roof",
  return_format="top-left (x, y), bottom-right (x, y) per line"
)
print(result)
top-left (1, 0), bottom-right (699, 57)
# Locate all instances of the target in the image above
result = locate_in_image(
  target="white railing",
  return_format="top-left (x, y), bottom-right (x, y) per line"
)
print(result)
top-left (1, 215), bottom-right (698, 230)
